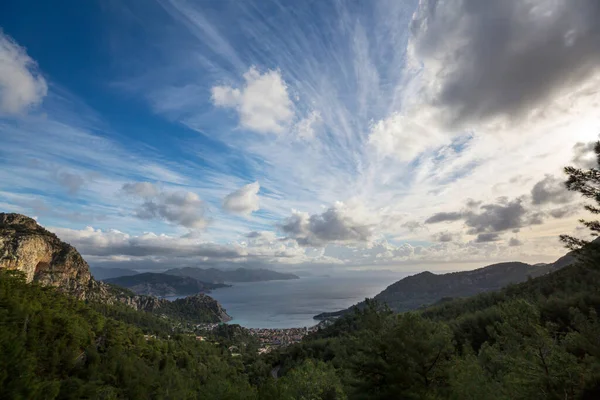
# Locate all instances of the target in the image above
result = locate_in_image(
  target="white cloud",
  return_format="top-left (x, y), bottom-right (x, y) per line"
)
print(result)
top-left (0, 32), bottom-right (47, 114)
top-left (222, 181), bottom-right (260, 216)
top-left (122, 182), bottom-right (207, 229)
top-left (280, 201), bottom-right (377, 247)
top-left (293, 111), bottom-right (321, 140)
top-left (48, 225), bottom-right (311, 270)
top-left (368, 113), bottom-right (448, 162)
top-left (211, 67), bottom-right (294, 134)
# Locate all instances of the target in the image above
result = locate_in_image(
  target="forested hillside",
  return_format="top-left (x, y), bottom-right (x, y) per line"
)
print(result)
top-left (0, 269), bottom-right (347, 399)
top-left (273, 250), bottom-right (600, 399)
top-left (315, 256), bottom-right (572, 319)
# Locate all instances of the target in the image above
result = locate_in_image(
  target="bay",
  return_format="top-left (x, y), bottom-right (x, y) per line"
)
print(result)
top-left (200, 273), bottom-right (405, 329)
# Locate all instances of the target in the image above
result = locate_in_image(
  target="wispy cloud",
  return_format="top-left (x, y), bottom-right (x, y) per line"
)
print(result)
top-left (2, 0), bottom-right (599, 270)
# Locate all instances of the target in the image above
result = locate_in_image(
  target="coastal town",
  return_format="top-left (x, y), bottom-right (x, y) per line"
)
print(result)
top-left (248, 326), bottom-right (320, 353)
top-left (194, 321), bottom-right (330, 354)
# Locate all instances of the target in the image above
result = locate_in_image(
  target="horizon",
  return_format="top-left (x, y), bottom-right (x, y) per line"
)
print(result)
top-left (1, 0), bottom-right (599, 274)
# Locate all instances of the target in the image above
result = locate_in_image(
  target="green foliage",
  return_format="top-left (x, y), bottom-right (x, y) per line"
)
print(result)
top-left (275, 255), bottom-right (600, 399)
top-left (5, 152), bottom-right (600, 400)
top-left (260, 360), bottom-right (347, 400)
top-left (0, 270), bottom-right (257, 399)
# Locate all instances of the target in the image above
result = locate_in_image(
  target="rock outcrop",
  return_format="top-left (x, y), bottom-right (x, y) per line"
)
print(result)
top-left (0, 213), bottom-right (231, 323)
top-left (0, 213), bottom-right (92, 297)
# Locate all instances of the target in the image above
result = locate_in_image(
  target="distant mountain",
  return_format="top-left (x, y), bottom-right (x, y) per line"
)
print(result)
top-left (91, 267), bottom-right (139, 280)
top-left (314, 253), bottom-right (575, 320)
top-left (165, 267), bottom-right (299, 283)
top-left (104, 273), bottom-right (230, 297)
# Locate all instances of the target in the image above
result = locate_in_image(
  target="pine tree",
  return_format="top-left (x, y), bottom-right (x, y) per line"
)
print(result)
top-left (560, 141), bottom-right (600, 250)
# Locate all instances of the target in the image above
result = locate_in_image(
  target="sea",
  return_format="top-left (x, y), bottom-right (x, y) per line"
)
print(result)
top-left (194, 273), bottom-right (407, 329)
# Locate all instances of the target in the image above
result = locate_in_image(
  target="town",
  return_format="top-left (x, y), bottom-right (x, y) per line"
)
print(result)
top-left (194, 322), bottom-right (331, 354)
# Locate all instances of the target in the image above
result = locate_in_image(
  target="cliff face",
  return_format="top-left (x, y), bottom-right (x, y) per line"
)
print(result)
top-left (0, 213), bottom-right (231, 323)
top-left (0, 213), bottom-right (92, 297)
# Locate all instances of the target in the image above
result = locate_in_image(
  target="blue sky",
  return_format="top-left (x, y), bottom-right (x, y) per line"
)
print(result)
top-left (1, 0), bottom-right (600, 272)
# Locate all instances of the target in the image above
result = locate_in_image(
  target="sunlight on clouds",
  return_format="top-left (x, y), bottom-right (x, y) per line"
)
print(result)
top-left (211, 67), bottom-right (294, 135)
top-left (0, 32), bottom-right (47, 115)
top-left (222, 181), bottom-right (260, 216)
top-left (368, 113), bottom-right (449, 162)
top-left (3, 0), bottom-right (600, 271)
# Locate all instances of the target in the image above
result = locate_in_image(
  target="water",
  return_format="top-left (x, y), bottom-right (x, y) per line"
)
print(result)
top-left (194, 273), bottom-right (404, 328)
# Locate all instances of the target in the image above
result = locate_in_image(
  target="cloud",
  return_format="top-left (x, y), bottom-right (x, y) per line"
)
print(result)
top-left (508, 237), bottom-right (523, 247)
top-left (48, 225), bottom-right (309, 271)
top-left (464, 198), bottom-right (529, 234)
top-left (53, 227), bottom-right (240, 258)
top-left (0, 31), bottom-right (47, 114)
top-left (433, 231), bottom-right (456, 243)
top-left (368, 113), bottom-right (446, 161)
top-left (122, 182), bottom-right (206, 229)
top-left (531, 175), bottom-right (574, 205)
top-left (475, 233), bottom-right (501, 243)
top-left (280, 202), bottom-right (375, 247)
top-left (426, 197), bottom-right (544, 239)
top-left (548, 205), bottom-right (579, 219)
top-left (55, 171), bottom-right (85, 195)
top-left (402, 220), bottom-right (425, 233)
top-left (122, 182), bottom-right (161, 198)
top-left (293, 111), bottom-right (321, 140)
top-left (425, 212), bottom-right (463, 224)
top-left (222, 181), bottom-right (260, 216)
top-left (211, 67), bottom-right (294, 134)
top-left (571, 141), bottom-right (598, 169)
top-left (408, 0), bottom-right (600, 127)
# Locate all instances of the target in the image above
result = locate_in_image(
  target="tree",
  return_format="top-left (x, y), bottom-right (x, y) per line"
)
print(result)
top-left (479, 300), bottom-right (583, 399)
top-left (561, 141), bottom-right (600, 251)
top-left (261, 359), bottom-right (347, 400)
top-left (350, 312), bottom-right (454, 399)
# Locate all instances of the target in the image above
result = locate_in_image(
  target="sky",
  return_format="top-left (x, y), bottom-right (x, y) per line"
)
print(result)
top-left (1, 0), bottom-right (600, 273)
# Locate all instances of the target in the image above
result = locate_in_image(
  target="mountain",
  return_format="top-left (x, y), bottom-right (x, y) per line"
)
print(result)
top-left (104, 272), bottom-right (230, 297)
top-left (165, 266), bottom-right (300, 283)
top-left (90, 266), bottom-right (139, 280)
top-left (314, 254), bottom-right (575, 320)
top-left (0, 213), bottom-right (231, 323)
top-left (0, 213), bottom-right (93, 297)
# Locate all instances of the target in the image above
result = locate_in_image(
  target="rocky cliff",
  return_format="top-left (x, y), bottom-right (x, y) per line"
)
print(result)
top-left (0, 213), bottom-right (93, 298)
top-left (0, 213), bottom-right (231, 323)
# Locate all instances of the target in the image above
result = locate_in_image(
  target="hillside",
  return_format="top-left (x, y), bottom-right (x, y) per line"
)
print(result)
top-left (0, 213), bottom-right (231, 323)
top-left (104, 272), bottom-right (230, 297)
top-left (274, 244), bottom-right (600, 399)
top-left (315, 255), bottom-right (572, 320)
top-left (166, 267), bottom-right (299, 283)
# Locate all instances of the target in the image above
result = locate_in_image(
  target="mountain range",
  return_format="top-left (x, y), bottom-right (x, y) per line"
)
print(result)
top-left (104, 272), bottom-right (230, 297)
top-left (90, 267), bottom-right (139, 280)
top-left (165, 266), bottom-right (299, 283)
top-left (314, 250), bottom-right (576, 320)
